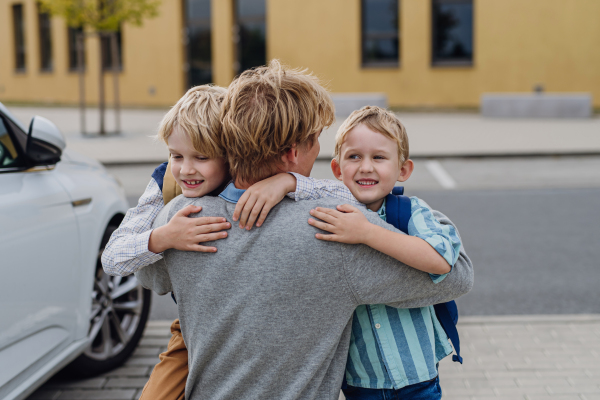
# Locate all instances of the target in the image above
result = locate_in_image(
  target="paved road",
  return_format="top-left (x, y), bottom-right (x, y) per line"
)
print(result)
top-left (105, 155), bottom-right (600, 320)
top-left (29, 316), bottom-right (600, 400)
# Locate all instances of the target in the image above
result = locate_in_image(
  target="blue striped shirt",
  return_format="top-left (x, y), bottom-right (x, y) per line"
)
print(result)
top-left (289, 175), bottom-right (462, 389)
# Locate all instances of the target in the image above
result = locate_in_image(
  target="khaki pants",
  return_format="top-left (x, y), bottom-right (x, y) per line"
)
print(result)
top-left (139, 319), bottom-right (188, 400)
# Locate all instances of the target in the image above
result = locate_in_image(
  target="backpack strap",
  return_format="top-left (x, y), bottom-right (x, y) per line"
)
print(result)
top-left (151, 162), bottom-right (168, 191)
top-left (433, 301), bottom-right (463, 363)
top-left (384, 186), bottom-right (411, 234)
top-left (162, 158), bottom-right (182, 205)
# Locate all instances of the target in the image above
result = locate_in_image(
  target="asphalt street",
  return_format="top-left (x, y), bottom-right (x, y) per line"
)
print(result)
top-left (105, 155), bottom-right (600, 320)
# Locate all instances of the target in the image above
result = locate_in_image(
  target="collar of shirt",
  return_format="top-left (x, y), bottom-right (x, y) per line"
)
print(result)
top-left (377, 197), bottom-right (387, 221)
top-left (218, 182), bottom-right (246, 203)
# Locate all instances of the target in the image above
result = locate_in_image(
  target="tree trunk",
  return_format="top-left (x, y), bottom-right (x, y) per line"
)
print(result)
top-left (77, 31), bottom-right (86, 135)
top-left (110, 32), bottom-right (120, 134)
top-left (98, 32), bottom-right (105, 135)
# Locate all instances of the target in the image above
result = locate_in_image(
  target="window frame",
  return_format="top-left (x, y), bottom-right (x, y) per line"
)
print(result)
top-left (12, 4), bottom-right (27, 73)
top-left (101, 29), bottom-right (123, 72)
top-left (431, 0), bottom-right (474, 67)
top-left (37, 3), bottom-right (53, 73)
top-left (234, 0), bottom-right (267, 75)
top-left (184, 0), bottom-right (213, 87)
top-left (361, 0), bottom-right (400, 69)
top-left (67, 26), bottom-right (86, 72)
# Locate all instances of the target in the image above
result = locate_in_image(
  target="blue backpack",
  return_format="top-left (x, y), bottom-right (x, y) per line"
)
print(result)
top-left (385, 186), bottom-right (463, 364)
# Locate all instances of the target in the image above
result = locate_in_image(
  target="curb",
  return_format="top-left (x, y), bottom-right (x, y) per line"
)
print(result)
top-left (100, 152), bottom-right (600, 167)
top-left (458, 314), bottom-right (600, 325)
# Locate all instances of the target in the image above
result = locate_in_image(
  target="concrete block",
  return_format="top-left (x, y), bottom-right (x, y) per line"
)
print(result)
top-left (105, 377), bottom-right (151, 389)
top-left (100, 366), bottom-right (151, 378)
top-left (330, 93), bottom-right (388, 116)
top-left (481, 93), bottom-right (592, 118)
top-left (57, 389), bottom-right (136, 399)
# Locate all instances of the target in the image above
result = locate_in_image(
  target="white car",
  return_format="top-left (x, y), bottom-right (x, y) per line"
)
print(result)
top-left (0, 103), bottom-right (151, 400)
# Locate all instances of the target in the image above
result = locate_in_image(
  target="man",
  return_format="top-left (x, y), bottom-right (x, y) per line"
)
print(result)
top-left (136, 60), bottom-right (473, 400)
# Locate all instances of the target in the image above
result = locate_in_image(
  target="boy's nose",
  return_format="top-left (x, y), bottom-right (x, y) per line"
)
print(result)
top-left (181, 159), bottom-right (196, 175)
top-left (359, 159), bottom-right (374, 173)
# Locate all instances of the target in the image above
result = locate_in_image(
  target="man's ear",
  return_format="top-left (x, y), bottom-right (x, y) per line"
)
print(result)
top-left (397, 159), bottom-right (414, 183)
top-left (331, 158), bottom-right (343, 181)
top-left (280, 144), bottom-right (299, 169)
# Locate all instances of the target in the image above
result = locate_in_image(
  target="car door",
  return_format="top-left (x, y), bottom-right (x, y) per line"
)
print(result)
top-left (0, 114), bottom-right (80, 394)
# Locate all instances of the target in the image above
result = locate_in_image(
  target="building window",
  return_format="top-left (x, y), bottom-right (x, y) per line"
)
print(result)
top-left (101, 29), bottom-right (122, 71)
top-left (185, 0), bottom-right (212, 86)
top-left (235, 0), bottom-right (266, 74)
top-left (431, 0), bottom-right (473, 66)
top-left (12, 4), bottom-right (26, 71)
top-left (68, 27), bottom-right (86, 71)
top-left (38, 3), bottom-right (53, 72)
top-left (362, 0), bottom-right (399, 67)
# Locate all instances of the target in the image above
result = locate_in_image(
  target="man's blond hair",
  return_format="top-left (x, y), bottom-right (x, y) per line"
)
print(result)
top-left (334, 106), bottom-right (409, 166)
top-left (221, 60), bottom-right (335, 183)
top-left (158, 85), bottom-right (227, 158)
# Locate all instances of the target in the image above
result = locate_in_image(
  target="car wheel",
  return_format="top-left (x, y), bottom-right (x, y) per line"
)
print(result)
top-left (66, 226), bottom-right (152, 377)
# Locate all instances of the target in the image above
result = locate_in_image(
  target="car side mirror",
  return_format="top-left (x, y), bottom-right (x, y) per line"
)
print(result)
top-left (26, 116), bottom-right (66, 166)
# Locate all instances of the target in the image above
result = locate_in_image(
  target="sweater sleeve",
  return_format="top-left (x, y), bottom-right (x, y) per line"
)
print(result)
top-left (341, 208), bottom-right (473, 309)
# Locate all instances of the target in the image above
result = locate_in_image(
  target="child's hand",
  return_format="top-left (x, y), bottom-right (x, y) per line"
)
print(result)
top-left (308, 204), bottom-right (375, 244)
top-left (148, 205), bottom-right (231, 253)
top-left (233, 173), bottom-right (297, 230)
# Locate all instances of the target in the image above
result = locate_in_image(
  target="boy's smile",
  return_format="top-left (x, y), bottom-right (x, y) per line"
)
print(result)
top-left (332, 124), bottom-right (413, 211)
top-left (168, 126), bottom-right (229, 198)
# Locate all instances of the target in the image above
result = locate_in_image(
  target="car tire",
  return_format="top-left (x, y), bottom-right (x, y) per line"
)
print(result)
top-left (65, 225), bottom-right (152, 378)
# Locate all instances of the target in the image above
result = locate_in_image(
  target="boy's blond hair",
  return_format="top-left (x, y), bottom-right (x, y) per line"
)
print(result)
top-left (334, 106), bottom-right (409, 166)
top-left (158, 85), bottom-right (227, 158)
top-left (221, 59), bottom-right (335, 183)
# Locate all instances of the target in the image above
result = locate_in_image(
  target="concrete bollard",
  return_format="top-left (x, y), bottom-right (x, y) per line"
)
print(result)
top-left (330, 93), bottom-right (388, 116)
top-left (481, 93), bottom-right (592, 118)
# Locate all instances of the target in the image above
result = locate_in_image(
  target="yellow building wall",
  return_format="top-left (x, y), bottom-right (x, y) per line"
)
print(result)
top-left (268, 0), bottom-right (600, 108)
top-left (2, 0), bottom-right (600, 108)
top-left (0, 0), bottom-right (185, 107)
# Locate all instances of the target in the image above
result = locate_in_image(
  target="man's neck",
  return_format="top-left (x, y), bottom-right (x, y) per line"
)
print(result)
top-left (233, 178), bottom-right (253, 189)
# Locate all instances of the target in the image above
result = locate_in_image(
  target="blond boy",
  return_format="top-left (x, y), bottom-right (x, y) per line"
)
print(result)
top-left (102, 85), bottom-right (234, 399)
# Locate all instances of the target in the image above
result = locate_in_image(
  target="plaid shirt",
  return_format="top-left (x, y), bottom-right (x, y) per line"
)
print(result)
top-left (101, 178), bottom-right (165, 276)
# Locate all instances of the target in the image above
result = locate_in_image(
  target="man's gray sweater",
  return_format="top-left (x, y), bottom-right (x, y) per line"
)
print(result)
top-left (136, 195), bottom-right (473, 400)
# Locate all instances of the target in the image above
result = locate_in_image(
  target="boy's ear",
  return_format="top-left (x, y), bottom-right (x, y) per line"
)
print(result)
top-left (397, 159), bottom-right (414, 183)
top-left (331, 159), bottom-right (343, 181)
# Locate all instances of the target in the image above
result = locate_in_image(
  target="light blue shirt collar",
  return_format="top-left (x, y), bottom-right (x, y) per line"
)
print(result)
top-left (377, 197), bottom-right (387, 222)
top-left (218, 182), bottom-right (246, 203)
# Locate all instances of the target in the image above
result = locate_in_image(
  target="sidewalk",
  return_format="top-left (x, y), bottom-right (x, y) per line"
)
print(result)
top-left (7, 106), bottom-right (600, 164)
top-left (28, 315), bottom-right (600, 400)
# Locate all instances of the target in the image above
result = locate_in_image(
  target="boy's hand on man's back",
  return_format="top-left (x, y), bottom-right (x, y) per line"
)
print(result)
top-left (148, 205), bottom-right (231, 254)
top-left (308, 204), bottom-right (375, 245)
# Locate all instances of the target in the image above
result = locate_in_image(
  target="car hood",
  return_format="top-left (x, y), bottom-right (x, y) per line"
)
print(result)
top-left (60, 148), bottom-right (104, 170)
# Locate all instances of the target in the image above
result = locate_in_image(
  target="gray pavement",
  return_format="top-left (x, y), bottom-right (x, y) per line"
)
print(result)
top-left (6, 106), bottom-right (600, 164)
top-left (28, 316), bottom-right (600, 399)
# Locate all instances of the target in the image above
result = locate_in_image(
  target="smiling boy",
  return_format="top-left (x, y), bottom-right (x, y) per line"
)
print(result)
top-left (237, 105), bottom-right (463, 399)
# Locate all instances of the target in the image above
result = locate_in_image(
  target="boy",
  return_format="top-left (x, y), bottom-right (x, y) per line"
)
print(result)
top-left (235, 106), bottom-right (461, 400)
top-left (102, 85), bottom-right (234, 400)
